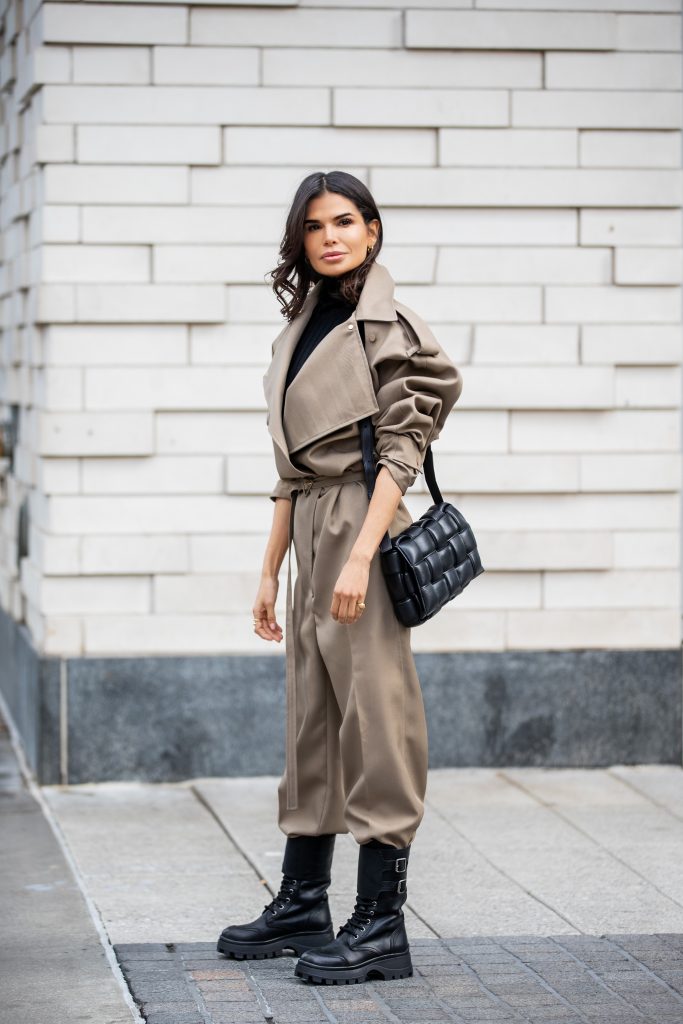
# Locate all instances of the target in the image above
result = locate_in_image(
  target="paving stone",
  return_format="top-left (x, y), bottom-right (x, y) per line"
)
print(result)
top-left (113, 935), bottom-right (683, 1024)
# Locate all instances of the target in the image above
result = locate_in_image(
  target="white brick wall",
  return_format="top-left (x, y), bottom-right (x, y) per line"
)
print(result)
top-left (0, 0), bottom-right (680, 657)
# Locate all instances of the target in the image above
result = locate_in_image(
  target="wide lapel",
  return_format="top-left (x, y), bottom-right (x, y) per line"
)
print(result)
top-left (263, 261), bottom-right (399, 462)
top-left (263, 282), bottom-right (322, 462)
top-left (282, 317), bottom-right (379, 454)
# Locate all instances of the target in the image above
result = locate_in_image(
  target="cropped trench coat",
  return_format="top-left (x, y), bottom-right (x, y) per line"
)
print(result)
top-left (263, 260), bottom-right (463, 847)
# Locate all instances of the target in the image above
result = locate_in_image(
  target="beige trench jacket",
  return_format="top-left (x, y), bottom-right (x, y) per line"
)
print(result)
top-left (263, 260), bottom-right (463, 811)
top-left (264, 260), bottom-right (463, 509)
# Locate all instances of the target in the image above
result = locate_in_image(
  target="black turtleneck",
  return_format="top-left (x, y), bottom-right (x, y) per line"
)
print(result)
top-left (284, 275), bottom-right (356, 392)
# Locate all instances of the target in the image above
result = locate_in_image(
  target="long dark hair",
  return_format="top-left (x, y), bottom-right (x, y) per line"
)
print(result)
top-left (268, 171), bottom-right (383, 322)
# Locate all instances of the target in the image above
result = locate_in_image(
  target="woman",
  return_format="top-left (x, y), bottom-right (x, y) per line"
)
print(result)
top-left (218, 171), bottom-right (462, 984)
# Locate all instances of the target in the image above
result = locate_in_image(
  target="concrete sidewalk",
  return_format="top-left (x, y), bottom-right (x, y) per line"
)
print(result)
top-left (0, 715), bottom-right (138, 1024)
top-left (38, 767), bottom-right (683, 944)
top-left (3, 705), bottom-right (683, 1023)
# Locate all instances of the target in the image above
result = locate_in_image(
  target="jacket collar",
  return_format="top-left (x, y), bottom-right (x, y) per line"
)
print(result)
top-left (305, 259), bottom-right (398, 323)
top-left (355, 259), bottom-right (399, 322)
top-left (263, 260), bottom-right (396, 465)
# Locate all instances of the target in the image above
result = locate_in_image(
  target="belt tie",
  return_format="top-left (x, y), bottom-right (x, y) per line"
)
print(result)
top-left (281, 468), bottom-right (368, 810)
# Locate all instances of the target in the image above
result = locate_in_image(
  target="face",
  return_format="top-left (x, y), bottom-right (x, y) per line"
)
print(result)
top-left (302, 192), bottom-right (379, 279)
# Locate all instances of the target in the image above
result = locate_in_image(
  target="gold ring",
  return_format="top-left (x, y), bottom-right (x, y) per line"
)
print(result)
top-left (357, 601), bottom-right (366, 609)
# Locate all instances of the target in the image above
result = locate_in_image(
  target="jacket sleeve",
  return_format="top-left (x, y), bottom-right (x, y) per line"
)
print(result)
top-left (368, 313), bottom-right (463, 496)
top-left (269, 478), bottom-right (292, 502)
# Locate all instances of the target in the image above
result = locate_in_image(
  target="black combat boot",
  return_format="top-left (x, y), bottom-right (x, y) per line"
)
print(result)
top-left (217, 833), bottom-right (336, 959)
top-left (295, 838), bottom-right (413, 984)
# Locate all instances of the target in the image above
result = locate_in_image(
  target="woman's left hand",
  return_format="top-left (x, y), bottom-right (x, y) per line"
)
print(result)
top-left (331, 554), bottom-right (370, 625)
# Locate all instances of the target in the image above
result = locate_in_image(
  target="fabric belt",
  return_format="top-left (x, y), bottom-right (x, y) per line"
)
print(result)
top-left (279, 468), bottom-right (368, 810)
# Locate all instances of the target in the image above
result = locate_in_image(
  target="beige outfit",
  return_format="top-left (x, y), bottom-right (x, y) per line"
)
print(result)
top-left (263, 261), bottom-right (462, 848)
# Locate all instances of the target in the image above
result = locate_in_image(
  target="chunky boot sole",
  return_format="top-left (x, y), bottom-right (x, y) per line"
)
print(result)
top-left (217, 928), bottom-right (335, 960)
top-left (295, 949), bottom-right (413, 984)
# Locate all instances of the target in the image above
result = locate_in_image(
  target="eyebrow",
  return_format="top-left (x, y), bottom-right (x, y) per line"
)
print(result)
top-left (303, 211), bottom-right (355, 224)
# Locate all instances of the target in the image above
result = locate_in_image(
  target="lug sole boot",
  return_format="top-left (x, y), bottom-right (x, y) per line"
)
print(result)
top-left (217, 834), bottom-right (336, 960)
top-left (295, 838), bottom-right (413, 984)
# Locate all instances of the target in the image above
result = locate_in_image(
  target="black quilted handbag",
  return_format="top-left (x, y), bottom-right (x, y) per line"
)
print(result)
top-left (358, 417), bottom-right (485, 627)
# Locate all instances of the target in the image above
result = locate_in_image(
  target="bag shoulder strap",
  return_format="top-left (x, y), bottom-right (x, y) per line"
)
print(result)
top-left (357, 320), bottom-right (444, 507)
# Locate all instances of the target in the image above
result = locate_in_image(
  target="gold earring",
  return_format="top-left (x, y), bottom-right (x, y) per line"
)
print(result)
top-left (367, 244), bottom-right (374, 254)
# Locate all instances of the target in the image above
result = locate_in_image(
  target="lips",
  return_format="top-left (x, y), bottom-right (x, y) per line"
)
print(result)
top-left (322, 252), bottom-right (345, 259)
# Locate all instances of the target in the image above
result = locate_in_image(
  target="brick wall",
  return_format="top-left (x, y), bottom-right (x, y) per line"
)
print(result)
top-left (1, 0), bottom-right (681, 660)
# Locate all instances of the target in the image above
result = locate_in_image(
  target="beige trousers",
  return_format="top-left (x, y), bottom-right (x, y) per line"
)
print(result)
top-left (277, 476), bottom-right (429, 849)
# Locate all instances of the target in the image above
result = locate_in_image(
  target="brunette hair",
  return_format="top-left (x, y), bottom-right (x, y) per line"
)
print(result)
top-left (268, 171), bottom-right (383, 322)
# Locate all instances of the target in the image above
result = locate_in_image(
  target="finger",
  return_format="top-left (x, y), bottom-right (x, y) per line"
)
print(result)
top-left (255, 623), bottom-right (280, 642)
top-left (252, 611), bottom-right (270, 641)
top-left (339, 597), bottom-right (353, 625)
top-left (265, 604), bottom-right (279, 633)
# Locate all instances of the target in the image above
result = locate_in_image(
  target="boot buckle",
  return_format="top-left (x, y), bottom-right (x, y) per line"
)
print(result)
top-left (397, 879), bottom-right (406, 893)
top-left (395, 857), bottom-right (407, 873)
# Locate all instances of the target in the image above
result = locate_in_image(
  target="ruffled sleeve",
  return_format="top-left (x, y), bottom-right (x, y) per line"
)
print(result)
top-left (367, 312), bottom-right (463, 496)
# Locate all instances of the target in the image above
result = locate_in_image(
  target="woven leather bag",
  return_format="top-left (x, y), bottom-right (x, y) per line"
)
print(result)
top-left (359, 418), bottom-right (485, 627)
top-left (355, 310), bottom-right (484, 626)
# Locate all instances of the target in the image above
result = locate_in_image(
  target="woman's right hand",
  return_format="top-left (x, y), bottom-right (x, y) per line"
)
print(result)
top-left (253, 576), bottom-right (283, 643)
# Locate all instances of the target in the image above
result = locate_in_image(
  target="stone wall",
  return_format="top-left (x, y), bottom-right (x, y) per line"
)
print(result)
top-left (0, 0), bottom-right (680, 779)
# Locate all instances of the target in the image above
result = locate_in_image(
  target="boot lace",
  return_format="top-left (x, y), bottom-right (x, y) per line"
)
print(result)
top-left (263, 874), bottom-right (298, 915)
top-left (337, 896), bottom-right (377, 939)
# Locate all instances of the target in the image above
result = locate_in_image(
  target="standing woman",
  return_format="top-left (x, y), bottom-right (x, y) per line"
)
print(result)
top-left (218, 171), bottom-right (462, 984)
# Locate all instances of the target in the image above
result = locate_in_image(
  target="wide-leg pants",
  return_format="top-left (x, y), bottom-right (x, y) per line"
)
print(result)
top-left (277, 476), bottom-right (429, 849)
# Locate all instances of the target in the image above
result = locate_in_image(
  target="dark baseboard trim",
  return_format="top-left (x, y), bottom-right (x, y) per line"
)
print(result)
top-left (1, 606), bottom-right (681, 783)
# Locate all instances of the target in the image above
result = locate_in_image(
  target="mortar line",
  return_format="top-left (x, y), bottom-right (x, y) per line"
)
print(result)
top-left (308, 983), bottom-right (339, 1023)
top-left (243, 959), bottom-right (276, 1022)
top-left (376, 938), bottom-right (468, 1024)
top-left (438, 940), bottom-right (533, 1024)
top-left (548, 934), bottom-right (649, 1020)
top-left (493, 937), bottom-right (595, 1024)
top-left (366, 980), bottom-right (410, 1023)
top-left (604, 935), bottom-right (683, 1009)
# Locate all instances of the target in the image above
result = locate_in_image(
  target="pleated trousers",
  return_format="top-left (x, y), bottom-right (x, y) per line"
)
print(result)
top-left (277, 476), bottom-right (429, 849)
